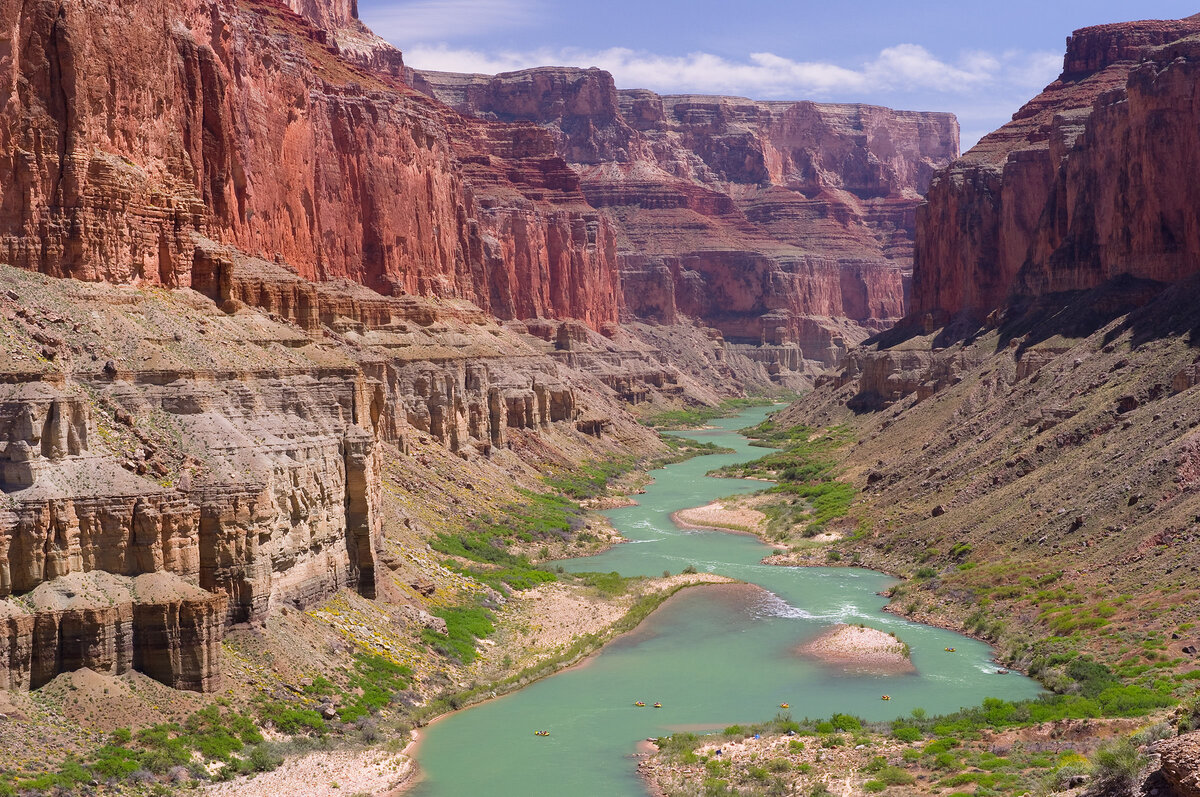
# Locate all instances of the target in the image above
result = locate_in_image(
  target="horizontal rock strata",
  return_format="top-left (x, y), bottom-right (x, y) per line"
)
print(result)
top-left (914, 17), bottom-right (1200, 323)
top-left (0, 0), bottom-right (619, 330)
top-left (0, 259), bottom-right (661, 692)
top-left (411, 66), bottom-right (959, 374)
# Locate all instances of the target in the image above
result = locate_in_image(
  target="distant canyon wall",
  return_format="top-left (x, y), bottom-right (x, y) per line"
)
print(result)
top-left (410, 66), bottom-right (959, 367)
top-left (913, 17), bottom-right (1200, 323)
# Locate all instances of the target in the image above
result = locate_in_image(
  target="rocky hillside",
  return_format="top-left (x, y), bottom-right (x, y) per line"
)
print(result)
top-left (1, 0), bottom-right (726, 698)
top-left (410, 66), bottom-right (959, 376)
top-left (786, 17), bottom-right (1200, 672)
top-left (0, 256), bottom-right (671, 692)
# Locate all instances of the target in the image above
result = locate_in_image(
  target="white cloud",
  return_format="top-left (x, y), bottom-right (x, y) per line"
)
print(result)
top-left (365, 0), bottom-right (539, 42)
top-left (402, 42), bottom-right (1063, 103)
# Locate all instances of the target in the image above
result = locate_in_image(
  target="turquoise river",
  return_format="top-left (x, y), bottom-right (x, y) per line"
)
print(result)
top-left (407, 406), bottom-right (1042, 796)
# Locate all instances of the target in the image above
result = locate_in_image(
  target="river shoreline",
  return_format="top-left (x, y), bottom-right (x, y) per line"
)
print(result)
top-left (391, 574), bottom-right (739, 795)
top-left (388, 409), bottom-right (1038, 796)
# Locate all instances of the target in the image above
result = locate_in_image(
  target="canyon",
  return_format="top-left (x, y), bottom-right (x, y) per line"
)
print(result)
top-left (913, 16), bottom-right (1200, 325)
top-left (411, 66), bottom-right (958, 373)
top-left (791, 16), bottom-right (1200, 688)
top-left (4, 0), bottom-right (1200, 794)
top-left (0, 0), bottom-right (960, 695)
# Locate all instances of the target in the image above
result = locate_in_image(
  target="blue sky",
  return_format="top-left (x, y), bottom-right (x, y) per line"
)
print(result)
top-left (357, 1), bottom-right (1198, 149)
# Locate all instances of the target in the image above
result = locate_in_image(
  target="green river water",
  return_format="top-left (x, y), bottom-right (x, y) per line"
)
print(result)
top-left (407, 406), bottom-right (1042, 796)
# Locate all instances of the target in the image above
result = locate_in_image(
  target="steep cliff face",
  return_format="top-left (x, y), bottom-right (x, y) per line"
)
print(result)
top-left (411, 66), bottom-right (959, 371)
top-left (0, 252), bottom-right (646, 691)
top-left (284, 0), bottom-right (357, 32)
top-left (913, 17), bottom-right (1200, 322)
top-left (0, 0), bottom-right (618, 330)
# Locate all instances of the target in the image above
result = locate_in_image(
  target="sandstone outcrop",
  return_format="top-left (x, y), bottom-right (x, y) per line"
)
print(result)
top-left (0, 255), bottom-right (651, 691)
top-left (0, 572), bottom-right (225, 692)
top-left (412, 67), bottom-right (959, 373)
top-left (1154, 730), bottom-right (1200, 797)
top-left (914, 16), bottom-right (1200, 323)
top-left (0, 0), bottom-right (619, 331)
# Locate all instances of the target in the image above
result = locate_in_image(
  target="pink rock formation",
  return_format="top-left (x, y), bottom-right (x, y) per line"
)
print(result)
top-left (0, 0), bottom-right (619, 330)
top-left (411, 67), bottom-right (959, 368)
top-left (913, 16), bottom-right (1200, 322)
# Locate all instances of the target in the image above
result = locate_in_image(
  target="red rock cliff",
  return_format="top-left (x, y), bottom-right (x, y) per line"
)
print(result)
top-left (0, 0), bottom-right (618, 329)
top-left (284, 0), bottom-right (357, 31)
top-left (411, 66), bottom-right (959, 368)
top-left (913, 16), bottom-right (1200, 322)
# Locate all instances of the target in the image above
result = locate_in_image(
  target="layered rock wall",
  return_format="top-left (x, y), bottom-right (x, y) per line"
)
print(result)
top-left (0, 257), bottom-right (621, 691)
top-left (913, 17), bottom-right (1200, 322)
top-left (0, 0), bottom-right (620, 330)
top-left (0, 572), bottom-right (225, 692)
top-left (412, 67), bottom-right (959, 370)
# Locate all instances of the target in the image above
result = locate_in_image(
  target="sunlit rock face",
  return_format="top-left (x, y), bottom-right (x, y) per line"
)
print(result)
top-left (0, 0), bottom-right (620, 332)
top-left (913, 17), bottom-right (1200, 324)
top-left (411, 66), bottom-right (960, 368)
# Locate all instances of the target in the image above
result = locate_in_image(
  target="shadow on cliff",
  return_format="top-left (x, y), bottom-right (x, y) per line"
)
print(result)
top-left (870, 273), bottom-right (1200, 358)
top-left (993, 274), bottom-right (1185, 358)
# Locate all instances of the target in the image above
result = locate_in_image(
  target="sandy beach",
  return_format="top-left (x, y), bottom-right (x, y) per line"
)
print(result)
top-left (796, 624), bottom-right (916, 675)
top-left (671, 500), bottom-right (767, 534)
top-left (201, 747), bottom-right (414, 797)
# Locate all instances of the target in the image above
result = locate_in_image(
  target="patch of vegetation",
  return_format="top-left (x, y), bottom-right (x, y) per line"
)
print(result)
top-left (337, 653), bottom-right (414, 723)
top-left (422, 605), bottom-right (496, 664)
top-left (659, 434), bottom-right (736, 461)
top-left (432, 488), bottom-right (577, 591)
top-left (571, 570), bottom-right (637, 598)
top-left (258, 701), bottom-right (328, 735)
top-left (711, 424), bottom-right (856, 538)
top-left (544, 456), bottom-right (637, 499)
top-left (1090, 736), bottom-right (1147, 792)
top-left (642, 398), bottom-right (777, 430)
top-left (0, 705), bottom-right (297, 794)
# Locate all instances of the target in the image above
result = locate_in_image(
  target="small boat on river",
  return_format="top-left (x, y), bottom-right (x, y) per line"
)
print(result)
top-left (653, 702), bottom-right (662, 708)
top-left (634, 701), bottom-right (645, 707)
top-left (779, 703), bottom-right (789, 709)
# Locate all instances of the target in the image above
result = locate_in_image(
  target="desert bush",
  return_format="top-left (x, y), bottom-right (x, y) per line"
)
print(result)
top-left (1090, 737), bottom-right (1147, 792)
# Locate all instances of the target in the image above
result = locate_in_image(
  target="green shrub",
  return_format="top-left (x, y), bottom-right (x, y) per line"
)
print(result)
top-left (90, 745), bottom-right (142, 779)
top-left (933, 751), bottom-right (961, 771)
top-left (1178, 692), bottom-right (1200, 732)
top-left (1067, 657), bottom-right (1118, 697)
top-left (258, 701), bottom-right (327, 735)
top-left (830, 713), bottom-right (862, 732)
top-left (572, 571), bottom-right (632, 598)
top-left (304, 675), bottom-right (335, 695)
top-left (247, 744), bottom-right (284, 773)
top-left (339, 653), bottom-right (414, 722)
top-left (1091, 737), bottom-right (1147, 791)
top-left (876, 766), bottom-right (915, 786)
top-left (423, 606), bottom-right (495, 664)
